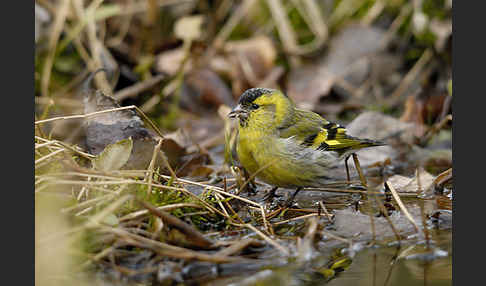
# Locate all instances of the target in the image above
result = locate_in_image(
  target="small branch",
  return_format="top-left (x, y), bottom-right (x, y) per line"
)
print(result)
top-left (245, 224), bottom-right (289, 256)
top-left (138, 200), bottom-right (214, 249)
top-left (41, 0), bottom-right (70, 98)
top-left (113, 74), bottom-right (165, 101)
top-left (388, 48), bottom-right (433, 105)
top-left (385, 181), bottom-right (421, 233)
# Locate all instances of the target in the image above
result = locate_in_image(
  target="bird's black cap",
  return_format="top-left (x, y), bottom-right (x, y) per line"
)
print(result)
top-left (238, 88), bottom-right (281, 105)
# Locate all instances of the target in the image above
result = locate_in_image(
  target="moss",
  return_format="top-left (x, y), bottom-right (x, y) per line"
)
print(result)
top-left (422, 0), bottom-right (449, 20)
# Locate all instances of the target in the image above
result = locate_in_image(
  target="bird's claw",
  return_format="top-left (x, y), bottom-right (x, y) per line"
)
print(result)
top-left (283, 198), bottom-right (296, 208)
top-left (262, 188), bottom-right (281, 203)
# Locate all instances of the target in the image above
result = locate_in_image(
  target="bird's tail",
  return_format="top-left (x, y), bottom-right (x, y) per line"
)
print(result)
top-left (352, 137), bottom-right (387, 149)
top-left (333, 136), bottom-right (386, 159)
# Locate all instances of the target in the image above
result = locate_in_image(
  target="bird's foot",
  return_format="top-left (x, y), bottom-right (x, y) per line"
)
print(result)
top-left (262, 187), bottom-right (281, 203)
top-left (284, 198), bottom-right (296, 208)
top-left (244, 181), bottom-right (258, 196)
top-left (283, 187), bottom-right (302, 208)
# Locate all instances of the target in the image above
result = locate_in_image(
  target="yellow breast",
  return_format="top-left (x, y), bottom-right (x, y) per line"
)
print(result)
top-left (236, 129), bottom-right (318, 188)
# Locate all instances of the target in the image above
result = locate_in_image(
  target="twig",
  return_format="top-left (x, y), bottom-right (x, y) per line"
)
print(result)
top-left (352, 153), bottom-right (368, 188)
top-left (321, 229), bottom-right (352, 245)
top-left (432, 168), bottom-right (452, 190)
top-left (267, 0), bottom-right (327, 55)
top-left (85, 194), bottom-right (133, 228)
top-left (41, 0), bottom-right (70, 98)
top-left (212, 0), bottom-right (257, 49)
top-left (34, 105), bottom-right (164, 139)
top-left (35, 148), bottom-right (65, 165)
top-left (138, 200), bottom-right (213, 249)
top-left (303, 187), bottom-right (418, 197)
top-left (319, 201), bottom-right (334, 222)
top-left (420, 114), bottom-right (452, 145)
top-left (145, 138), bottom-right (163, 196)
top-left (385, 181), bottom-right (420, 233)
top-left (104, 226), bottom-right (244, 263)
top-left (361, 0), bottom-right (386, 25)
top-left (373, 195), bottom-right (401, 243)
top-left (119, 203), bottom-right (203, 221)
top-left (419, 199), bottom-right (431, 249)
top-left (367, 194), bottom-right (377, 244)
top-left (72, 0), bottom-right (113, 92)
top-left (113, 74), bottom-right (165, 101)
top-left (265, 0), bottom-right (299, 55)
top-left (260, 205), bottom-right (274, 235)
top-left (236, 158), bottom-right (278, 195)
top-left (215, 239), bottom-right (261, 257)
top-left (388, 48), bottom-right (433, 105)
top-left (273, 213), bottom-right (319, 225)
top-left (214, 192), bottom-right (232, 220)
top-left (244, 224), bottom-right (289, 256)
top-left (380, 3), bottom-right (413, 49)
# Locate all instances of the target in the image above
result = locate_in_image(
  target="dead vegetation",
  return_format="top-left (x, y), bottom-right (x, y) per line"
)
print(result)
top-left (35, 0), bottom-right (452, 285)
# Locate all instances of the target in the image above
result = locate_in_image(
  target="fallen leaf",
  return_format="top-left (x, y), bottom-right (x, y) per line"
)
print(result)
top-left (174, 15), bottom-right (205, 41)
top-left (224, 36), bottom-right (277, 96)
top-left (180, 69), bottom-right (234, 113)
top-left (287, 24), bottom-right (389, 108)
top-left (386, 169), bottom-right (435, 193)
top-left (155, 47), bottom-right (193, 76)
top-left (92, 137), bottom-right (133, 171)
top-left (83, 82), bottom-right (186, 171)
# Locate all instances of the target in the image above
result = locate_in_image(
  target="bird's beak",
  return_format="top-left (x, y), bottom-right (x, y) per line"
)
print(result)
top-left (228, 104), bottom-right (246, 118)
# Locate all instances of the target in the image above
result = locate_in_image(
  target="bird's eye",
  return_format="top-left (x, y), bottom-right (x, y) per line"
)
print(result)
top-left (251, 103), bottom-right (260, 109)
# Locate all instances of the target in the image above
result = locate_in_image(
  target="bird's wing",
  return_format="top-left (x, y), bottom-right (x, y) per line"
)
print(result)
top-left (277, 109), bottom-right (328, 141)
top-left (278, 109), bottom-right (385, 155)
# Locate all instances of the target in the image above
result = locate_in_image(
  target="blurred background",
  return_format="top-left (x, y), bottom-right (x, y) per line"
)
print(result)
top-left (35, 0), bottom-right (452, 143)
top-left (35, 0), bottom-right (452, 285)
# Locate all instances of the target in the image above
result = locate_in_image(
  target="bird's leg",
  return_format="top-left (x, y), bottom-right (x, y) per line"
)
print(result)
top-left (262, 186), bottom-right (279, 202)
top-left (352, 153), bottom-right (368, 188)
top-left (243, 168), bottom-right (257, 196)
top-left (285, 187), bottom-right (303, 207)
top-left (344, 155), bottom-right (351, 183)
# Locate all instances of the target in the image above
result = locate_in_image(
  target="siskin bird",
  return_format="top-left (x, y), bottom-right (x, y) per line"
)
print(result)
top-left (228, 88), bottom-right (385, 204)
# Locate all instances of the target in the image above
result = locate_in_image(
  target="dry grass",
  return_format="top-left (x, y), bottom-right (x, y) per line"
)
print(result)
top-left (35, 0), bottom-right (451, 284)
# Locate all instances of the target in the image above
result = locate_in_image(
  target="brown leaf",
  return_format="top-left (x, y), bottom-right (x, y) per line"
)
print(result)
top-left (155, 47), bottom-right (193, 76)
top-left (180, 69), bottom-right (234, 113)
top-left (83, 83), bottom-right (186, 171)
top-left (287, 24), bottom-right (388, 108)
top-left (386, 169), bottom-right (435, 193)
top-left (400, 95), bottom-right (428, 138)
top-left (175, 153), bottom-right (211, 177)
top-left (224, 36), bottom-right (277, 96)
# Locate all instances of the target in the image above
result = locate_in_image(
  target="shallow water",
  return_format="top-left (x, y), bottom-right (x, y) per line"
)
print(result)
top-left (327, 232), bottom-right (452, 286)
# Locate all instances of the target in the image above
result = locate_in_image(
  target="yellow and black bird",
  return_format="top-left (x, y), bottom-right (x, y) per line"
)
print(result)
top-left (228, 88), bottom-right (385, 204)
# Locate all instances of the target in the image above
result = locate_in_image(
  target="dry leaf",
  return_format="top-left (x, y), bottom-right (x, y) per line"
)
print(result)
top-left (386, 169), bottom-right (435, 193)
top-left (180, 69), bottom-right (234, 113)
top-left (83, 86), bottom-right (185, 171)
top-left (287, 24), bottom-right (388, 108)
top-left (225, 36), bottom-right (277, 96)
top-left (174, 15), bottom-right (205, 41)
top-left (155, 47), bottom-right (192, 76)
top-left (92, 137), bottom-right (133, 171)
